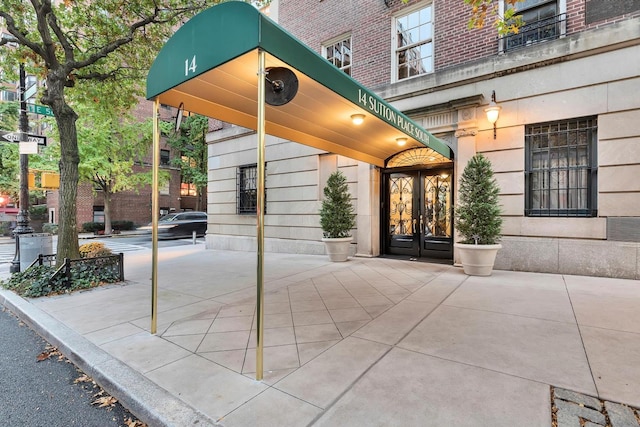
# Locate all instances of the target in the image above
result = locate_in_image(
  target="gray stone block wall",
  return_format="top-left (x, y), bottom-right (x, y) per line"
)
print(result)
top-left (495, 236), bottom-right (640, 280)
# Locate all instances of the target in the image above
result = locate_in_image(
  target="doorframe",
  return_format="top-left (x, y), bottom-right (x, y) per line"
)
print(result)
top-left (381, 164), bottom-right (455, 260)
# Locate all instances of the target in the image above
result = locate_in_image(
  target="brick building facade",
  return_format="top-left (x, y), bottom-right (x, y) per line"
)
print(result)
top-left (205, 0), bottom-right (640, 278)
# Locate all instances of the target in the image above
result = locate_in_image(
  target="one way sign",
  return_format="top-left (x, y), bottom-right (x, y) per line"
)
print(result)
top-left (0, 131), bottom-right (47, 146)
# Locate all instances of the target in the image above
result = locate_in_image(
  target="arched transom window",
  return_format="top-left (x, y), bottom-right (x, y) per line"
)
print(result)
top-left (386, 147), bottom-right (452, 168)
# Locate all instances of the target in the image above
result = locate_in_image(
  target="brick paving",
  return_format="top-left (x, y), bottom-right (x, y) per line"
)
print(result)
top-left (553, 387), bottom-right (640, 427)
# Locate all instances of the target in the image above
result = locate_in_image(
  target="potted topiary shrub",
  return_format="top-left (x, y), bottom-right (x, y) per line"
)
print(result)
top-left (320, 170), bottom-right (356, 262)
top-left (454, 153), bottom-right (503, 276)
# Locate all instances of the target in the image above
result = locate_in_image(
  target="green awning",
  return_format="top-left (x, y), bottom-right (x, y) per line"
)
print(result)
top-left (146, 1), bottom-right (452, 167)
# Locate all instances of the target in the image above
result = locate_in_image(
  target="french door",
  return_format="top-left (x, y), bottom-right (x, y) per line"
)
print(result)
top-left (385, 169), bottom-right (453, 259)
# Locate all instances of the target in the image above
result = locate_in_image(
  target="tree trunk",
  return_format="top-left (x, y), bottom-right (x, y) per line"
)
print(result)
top-left (45, 72), bottom-right (80, 263)
top-left (103, 187), bottom-right (112, 235)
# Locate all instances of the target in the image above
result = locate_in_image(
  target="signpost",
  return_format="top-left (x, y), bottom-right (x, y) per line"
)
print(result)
top-left (0, 131), bottom-right (47, 146)
top-left (27, 103), bottom-right (54, 117)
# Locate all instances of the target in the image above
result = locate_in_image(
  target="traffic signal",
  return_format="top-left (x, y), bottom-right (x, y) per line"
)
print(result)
top-left (28, 172), bottom-right (35, 189)
top-left (41, 172), bottom-right (60, 189)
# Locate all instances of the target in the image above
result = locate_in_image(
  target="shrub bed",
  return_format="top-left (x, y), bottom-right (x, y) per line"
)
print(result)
top-left (81, 221), bottom-right (135, 233)
top-left (0, 261), bottom-right (121, 298)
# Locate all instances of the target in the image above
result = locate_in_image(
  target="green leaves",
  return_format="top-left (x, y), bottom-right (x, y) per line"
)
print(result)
top-left (455, 153), bottom-right (502, 245)
top-left (319, 171), bottom-right (356, 239)
top-left (166, 114), bottom-right (209, 206)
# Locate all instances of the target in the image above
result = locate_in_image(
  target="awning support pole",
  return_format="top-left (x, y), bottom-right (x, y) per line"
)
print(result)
top-left (151, 98), bottom-right (160, 335)
top-left (255, 49), bottom-right (266, 381)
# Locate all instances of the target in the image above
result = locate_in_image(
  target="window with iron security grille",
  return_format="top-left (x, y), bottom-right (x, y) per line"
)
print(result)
top-left (525, 117), bottom-right (597, 217)
top-left (501, 0), bottom-right (565, 52)
top-left (237, 164), bottom-right (266, 214)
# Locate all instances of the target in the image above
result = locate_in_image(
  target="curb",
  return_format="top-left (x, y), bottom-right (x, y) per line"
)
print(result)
top-left (0, 288), bottom-right (219, 427)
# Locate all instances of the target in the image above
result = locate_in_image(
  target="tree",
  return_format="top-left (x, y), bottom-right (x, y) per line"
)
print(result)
top-left (464, 0), bottom-right (524, 35)
top-left (455, 153), bottom-right (502, 245)
top-left (0, 100), bottom-right (19, 199)
top-left (166, 114), bottom-right (208, 211)
top-left (0, 0), bottom-right (222, 262)
top-left (0, 98), bottom-right (18, 131)
top-left (75, 102), bottom-right (156, 235)
top-left (319, 171), bottom-right (356, 239)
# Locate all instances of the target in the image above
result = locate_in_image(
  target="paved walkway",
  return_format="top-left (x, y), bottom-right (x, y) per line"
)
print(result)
top-left (1, 244), bottom-right (639, 426)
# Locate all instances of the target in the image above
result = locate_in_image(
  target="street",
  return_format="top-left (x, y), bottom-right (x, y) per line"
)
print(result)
top-left (0, 306), bottom-right (143, 427)
top-left (0, 234), bottom-right (205, 265)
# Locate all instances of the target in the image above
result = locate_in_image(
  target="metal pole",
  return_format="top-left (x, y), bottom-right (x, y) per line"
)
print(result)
top-left (255, 50), bottom-right (266, 381)
top-left (151, 99), bottom-right (160, 334)
top-left (10, 62), bottom-right (33, 273)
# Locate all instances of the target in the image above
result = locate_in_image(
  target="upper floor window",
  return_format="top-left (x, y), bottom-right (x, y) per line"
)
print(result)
top-left (501, 0), bottom-right (566, 52)
top-left (0, 90), bottom-right (16, 102)
top-left (181, 182), bottom-right (197, 196)
top-left (323, 35), bottom-right (352, 76)
top-left (525, 117), bottom-right (597, 217)
top-left (160, 149), bottom-right (170, 166)
top-left (393, 3), bottom-right (433, 82)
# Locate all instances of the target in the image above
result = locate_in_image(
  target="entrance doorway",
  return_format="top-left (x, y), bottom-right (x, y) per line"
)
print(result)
top-left (383, 168), bottom-right (453, 260)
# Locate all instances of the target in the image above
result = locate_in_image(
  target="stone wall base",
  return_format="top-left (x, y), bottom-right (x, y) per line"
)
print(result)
top-left (206, 234), bottom-right (639, 279)
top-left (205, 234), bottom-right (357, 258)
top-left (494, 236), bottom-right (640, 279)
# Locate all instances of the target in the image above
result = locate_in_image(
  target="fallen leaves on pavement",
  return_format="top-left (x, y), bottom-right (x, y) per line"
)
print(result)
top-left (74, 374), bottom-right (94, 384)
top-left (92, 394), bottom-right (118, 408)
top-left (36, 344), bottom-right (62, 362)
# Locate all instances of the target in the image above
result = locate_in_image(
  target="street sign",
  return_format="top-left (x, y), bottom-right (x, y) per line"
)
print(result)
top-left (0, 131), bottom-right (47, 146)
top-left (20, 141), bottom-right (38, 154)
top-left (24, 84), bottom-right (38, 100)
top-left (27, 103), bottom-right (54, 117)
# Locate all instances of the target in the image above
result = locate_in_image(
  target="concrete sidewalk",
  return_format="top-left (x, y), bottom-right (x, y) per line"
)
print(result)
top-left (1, 244), bottom-right (639, 426)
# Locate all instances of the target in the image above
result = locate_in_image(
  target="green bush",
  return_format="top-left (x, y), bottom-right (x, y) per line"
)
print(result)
top-left (82, 222), bottom-right (103, 232)
top-left (319, 170), bottom-right (356, 238)
top-left (42, 223), bottom-right (58, 235)
top-left (0, 259), bottom-right (121, 298)
top-left (0, 222), bottom-right (12, 236)
top-left (455, 153), bottom-right (503, 245)
top-left (29, 205), bottom-right (48, 220)
top-left (112, 220), bottom-right (134, 231)
top-left (82, 220), bottom-right (135, 233)
top-left (1, 265), bottom-right (57, 298)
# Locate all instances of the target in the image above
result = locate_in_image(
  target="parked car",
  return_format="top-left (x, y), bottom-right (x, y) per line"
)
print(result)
top-left (139, 211), bottom-right (207, 239)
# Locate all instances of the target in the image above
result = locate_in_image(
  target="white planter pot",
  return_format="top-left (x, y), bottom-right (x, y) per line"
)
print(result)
top-left (321, 237), bottom-right (353, 262)
top-left (454, 243), bottom-right (502, 276)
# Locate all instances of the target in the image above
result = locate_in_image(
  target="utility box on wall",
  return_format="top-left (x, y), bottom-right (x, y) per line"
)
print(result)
top-left (19, 233), bottom-right (53, 271)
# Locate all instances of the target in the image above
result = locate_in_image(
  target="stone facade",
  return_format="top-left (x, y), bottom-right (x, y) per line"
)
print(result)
top-left (205, 0), bottom-right (640, 278)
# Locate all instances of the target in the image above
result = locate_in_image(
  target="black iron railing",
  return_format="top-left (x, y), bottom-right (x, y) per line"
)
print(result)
top-left (29, 253), bottom-right (57, 268)
top-left (27, 252), bottom-right (124, 290)
top-left (49, 253), bottom-right (124, 285)
top-left (502, 13), bottom-right (566, 52)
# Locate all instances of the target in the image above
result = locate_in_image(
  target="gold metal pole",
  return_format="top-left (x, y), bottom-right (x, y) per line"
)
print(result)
top-left (256, 50), bottom-right (266, 381)
top-left (151, 98), bottom-right (160, 334)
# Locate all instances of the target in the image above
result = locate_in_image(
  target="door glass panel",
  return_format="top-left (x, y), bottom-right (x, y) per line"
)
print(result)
top-left (424, 173), bottom-right (452, 238)
top-left (389, 175), bottom-right (414, 238)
